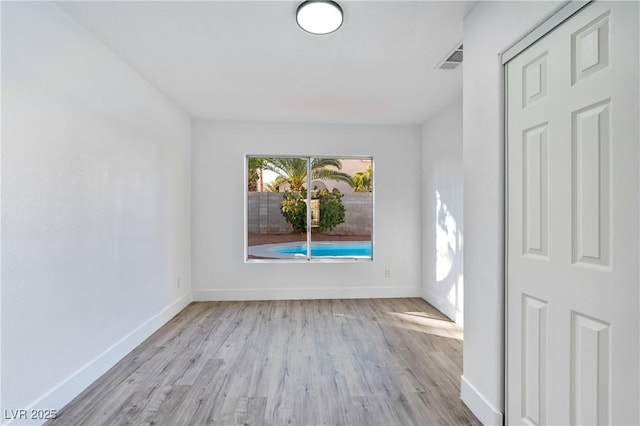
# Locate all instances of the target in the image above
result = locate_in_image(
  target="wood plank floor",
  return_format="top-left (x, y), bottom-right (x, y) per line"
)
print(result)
top-left (49, 298), bottom-right (480, 425)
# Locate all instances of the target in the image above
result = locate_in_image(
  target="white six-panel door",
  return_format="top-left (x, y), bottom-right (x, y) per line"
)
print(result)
top-left (506, 1), bottom-right (639, 424)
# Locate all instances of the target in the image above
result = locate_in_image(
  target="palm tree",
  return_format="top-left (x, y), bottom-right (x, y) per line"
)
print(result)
top-left (264, 176), bottom-right (287, 192)
top-left (262, 158), bottom-right (353, 191)
top-left (353, 166), bottom-right (372, 192)
top-left (247, 157), bottom-right (267, 192)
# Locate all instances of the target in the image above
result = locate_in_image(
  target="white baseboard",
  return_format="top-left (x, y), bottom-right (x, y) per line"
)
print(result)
top-left (460, 375), bottom-right (504, 426)
top-left (193, 286), bottom-right (421, 301)
top-left (9, 293), bottom-right (192, 426)
top-left (421, 288), bottom-right (464, 324)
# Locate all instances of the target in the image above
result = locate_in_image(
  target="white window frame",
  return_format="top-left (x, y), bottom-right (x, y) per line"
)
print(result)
top-left (244, 155), bottom-right (374, 263)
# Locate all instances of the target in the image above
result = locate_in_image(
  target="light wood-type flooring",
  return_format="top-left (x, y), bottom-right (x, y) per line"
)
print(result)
top-left (49, 298), bottom-right (480, 425)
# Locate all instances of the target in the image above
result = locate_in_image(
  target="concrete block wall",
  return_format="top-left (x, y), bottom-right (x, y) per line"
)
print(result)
top-left (327, 192), bottom-right (372, 236)
top-left (247, 192), bottom-right (372, 236)
top-left (247, 192), bottom-right (291, 234)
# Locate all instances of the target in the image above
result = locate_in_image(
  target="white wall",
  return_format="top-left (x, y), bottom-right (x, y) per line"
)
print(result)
top-left (461, 2), bottom-right (562, 424)
top-left (192, 121), bottom-right (422, 301)
top-left (421, 97), bottom-right (463, 324)
top-left (1, 2), bottom-right (191, 422)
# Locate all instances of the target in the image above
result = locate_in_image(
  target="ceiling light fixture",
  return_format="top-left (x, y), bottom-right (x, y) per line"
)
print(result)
top-left (296, 1), bottom-right (343, 35)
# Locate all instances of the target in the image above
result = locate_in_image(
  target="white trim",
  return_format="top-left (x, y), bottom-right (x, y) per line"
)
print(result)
top-left (306, 157), bottom-right (312, 259)
top-left (193, 286), bottom-right (420, 301)
top-left (461, 375), bottom-right (504, 426)
top-left (6, 294), bottom-right (192, 426)
top-left (503, 62), bottom-right (511, 426)
top-left (501, 0), bottom-right (592, 64)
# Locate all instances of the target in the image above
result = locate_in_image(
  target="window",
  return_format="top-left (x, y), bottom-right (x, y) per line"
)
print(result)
top-left (246, 156), bottom-right (373, 261)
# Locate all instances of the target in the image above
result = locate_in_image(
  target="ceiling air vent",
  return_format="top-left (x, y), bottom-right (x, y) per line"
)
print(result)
top-left (437, 43), bottom-right (463, 70)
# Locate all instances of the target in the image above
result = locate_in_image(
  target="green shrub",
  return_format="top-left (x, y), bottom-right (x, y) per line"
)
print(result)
top-left (280, 189), bottom-right (346, 233)
top-left (316, 189), bottom-right (346, 232)
top-left (280, 190), bottom-right (307, 232)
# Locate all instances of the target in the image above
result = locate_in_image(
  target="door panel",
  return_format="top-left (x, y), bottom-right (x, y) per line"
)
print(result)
top-left (572, 100), bottom-right (610, 269)
top-left (506, 2), bottom-right (639, 424)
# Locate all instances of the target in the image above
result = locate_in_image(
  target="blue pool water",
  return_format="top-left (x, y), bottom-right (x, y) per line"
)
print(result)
top-left (272, 242), bottom-right (372, 258)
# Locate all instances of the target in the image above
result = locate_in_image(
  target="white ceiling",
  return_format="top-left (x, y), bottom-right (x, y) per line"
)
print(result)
top-left (59, 1), bottom-right (474, 125)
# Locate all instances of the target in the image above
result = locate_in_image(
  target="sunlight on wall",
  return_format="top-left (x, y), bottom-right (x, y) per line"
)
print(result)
top-left (436, 190), bottom-right (458, 281)
top-left (449, 273), bottom-right (464, 313)
top-left (434, 190), bottom-right (464, 319)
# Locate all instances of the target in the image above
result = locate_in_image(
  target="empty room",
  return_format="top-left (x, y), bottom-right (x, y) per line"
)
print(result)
top-left (2, 1), bottom-right (639, 425)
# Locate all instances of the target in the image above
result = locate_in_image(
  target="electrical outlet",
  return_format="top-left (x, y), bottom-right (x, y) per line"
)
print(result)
top-left (177, 278), bottom-right (182, 288)
top-left (384, 268), bottom-right (391, 278)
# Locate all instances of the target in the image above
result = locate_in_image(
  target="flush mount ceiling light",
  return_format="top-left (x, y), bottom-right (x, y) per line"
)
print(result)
top-left (296, 1), bottom-right (343, 35)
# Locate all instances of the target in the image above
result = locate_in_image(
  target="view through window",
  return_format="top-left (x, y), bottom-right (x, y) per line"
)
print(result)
top-left (246, 156), bottom-right (373, 261)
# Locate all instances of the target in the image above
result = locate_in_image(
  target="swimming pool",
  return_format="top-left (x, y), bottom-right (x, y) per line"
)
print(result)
top-left (274, 242), bottom-right (372, 257)
top-left (248, 241), bottom-right (372, 259)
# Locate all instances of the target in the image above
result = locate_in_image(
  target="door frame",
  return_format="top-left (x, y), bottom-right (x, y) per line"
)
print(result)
top-left (502, 0), bottom-right (592, 421)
